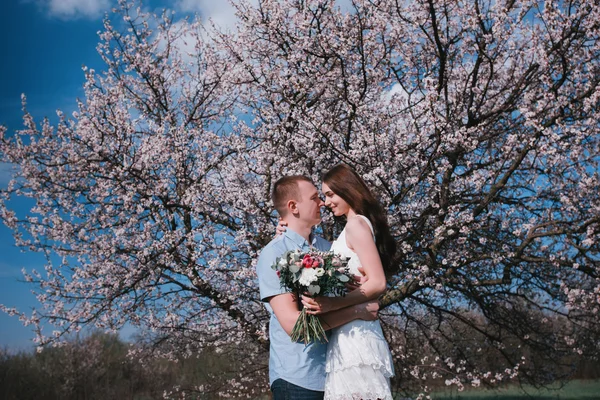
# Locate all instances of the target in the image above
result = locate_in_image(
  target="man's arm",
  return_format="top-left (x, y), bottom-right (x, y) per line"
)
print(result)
top-left (268, 293), bottom-right (378, 336)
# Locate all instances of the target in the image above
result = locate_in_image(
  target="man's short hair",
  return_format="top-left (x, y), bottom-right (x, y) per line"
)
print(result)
top-left (272, 175), bottom-right (313, 216)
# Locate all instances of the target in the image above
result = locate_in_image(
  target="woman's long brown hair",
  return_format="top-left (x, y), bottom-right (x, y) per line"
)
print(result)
top-left (323, 164), bottom-right (398, 277)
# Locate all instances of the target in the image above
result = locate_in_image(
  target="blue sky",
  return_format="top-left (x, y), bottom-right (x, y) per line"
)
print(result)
top-left (0, 0), bottom-right (107, 351)
top-left (0, 0), bottom-right (357, 351)
top-left (0, 0), bottom-right (247, 350)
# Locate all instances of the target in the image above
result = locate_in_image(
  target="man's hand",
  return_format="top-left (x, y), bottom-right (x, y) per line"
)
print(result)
top-left (356, 299), bottom-right (379, 321)
top-left (275, 218), bottom-right (287, 237)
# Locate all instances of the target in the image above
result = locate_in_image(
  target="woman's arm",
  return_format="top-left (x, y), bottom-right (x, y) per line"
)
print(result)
top-left (269, 292), bottom-right (379, 335)
top-left (302, 216), bottom-right (387, 314)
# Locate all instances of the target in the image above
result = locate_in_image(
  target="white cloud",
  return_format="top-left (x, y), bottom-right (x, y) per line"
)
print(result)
top-left (41, 0), bottom-right (111, 20)
top-left (175, 0), bottom-right (355, 33)
top-left (335, 0), bottom-right (355, 12)
top-left (176, 0), bottom-right (235, 29)
top-left (175, 0), bottom-right (258, 32)
top-left (176, 0), bottom-right (217, 13)
top-left (36, 0), bottom-right (354, 23)
top-left (382, 83), bottom-right (409, 104)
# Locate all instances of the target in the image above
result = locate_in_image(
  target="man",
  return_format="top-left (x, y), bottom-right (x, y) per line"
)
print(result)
top-left (256, 175), bottom-right (378, 399)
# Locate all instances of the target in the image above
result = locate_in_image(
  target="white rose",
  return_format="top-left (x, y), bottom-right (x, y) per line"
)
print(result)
top-left (307, 285), bottom-right (321, 295)
top-left (299, 268), bottom-right (318, 286)
top-left (315, 267), bottom-right (325, 277)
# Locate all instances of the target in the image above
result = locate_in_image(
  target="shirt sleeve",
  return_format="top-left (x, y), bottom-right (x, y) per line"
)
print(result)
top-left (256, 245), bottom-right (287, 302)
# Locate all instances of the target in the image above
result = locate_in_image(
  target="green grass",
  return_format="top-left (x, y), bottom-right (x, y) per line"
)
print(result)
top-left (425, 379), bottom-right (600, 399)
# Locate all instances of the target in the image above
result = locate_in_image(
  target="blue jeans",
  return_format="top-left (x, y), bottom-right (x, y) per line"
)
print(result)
top-left (271, 379), bottom-right (324, 400)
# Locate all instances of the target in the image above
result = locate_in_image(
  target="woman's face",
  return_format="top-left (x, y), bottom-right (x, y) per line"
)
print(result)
top-left (322, 182), bottom-right (351, 217)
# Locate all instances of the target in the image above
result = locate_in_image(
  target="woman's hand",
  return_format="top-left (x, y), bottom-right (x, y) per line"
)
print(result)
top-left (301, 295), bottom-right (334, 315)
top-left (346, 266), bottom-right (368, 292)
top-left (275, 218), bottom-right (287, 237)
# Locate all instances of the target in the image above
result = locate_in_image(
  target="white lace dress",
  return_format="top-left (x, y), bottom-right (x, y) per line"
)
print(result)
top-left (325, 215), bottom-right (395, 400)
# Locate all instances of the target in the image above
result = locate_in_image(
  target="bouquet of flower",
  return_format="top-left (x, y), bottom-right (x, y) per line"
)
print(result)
top-left (272, 249), bottom-right (352, 344)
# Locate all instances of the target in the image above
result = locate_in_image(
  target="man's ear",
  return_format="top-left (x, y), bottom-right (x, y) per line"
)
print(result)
top-left (287, 199), bottom-right (299, 216)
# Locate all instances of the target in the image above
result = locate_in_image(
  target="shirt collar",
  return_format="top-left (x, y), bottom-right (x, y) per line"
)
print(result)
top-left (283, 227), bottom-right (316, 250)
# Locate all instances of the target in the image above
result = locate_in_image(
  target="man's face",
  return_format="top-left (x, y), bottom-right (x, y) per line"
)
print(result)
top-left (295, 180), bottom-right (324, 226)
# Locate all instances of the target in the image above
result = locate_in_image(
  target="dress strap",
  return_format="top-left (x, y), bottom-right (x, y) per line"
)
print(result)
top-left (357, 215), bottom-right (375, 240)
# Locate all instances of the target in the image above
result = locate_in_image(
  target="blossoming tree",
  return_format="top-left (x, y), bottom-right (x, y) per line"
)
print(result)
top-left (1, 0), bottom-right (599, 396)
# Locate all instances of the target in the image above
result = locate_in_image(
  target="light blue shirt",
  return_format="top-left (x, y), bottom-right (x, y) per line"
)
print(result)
top-left (256, 228), bottom-right (331, 391)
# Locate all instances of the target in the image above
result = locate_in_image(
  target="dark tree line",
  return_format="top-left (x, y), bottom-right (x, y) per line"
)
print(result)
top-left (0, 332), bottom-right (257, 400)
top-left (1, 327), bottom-right (598, 399)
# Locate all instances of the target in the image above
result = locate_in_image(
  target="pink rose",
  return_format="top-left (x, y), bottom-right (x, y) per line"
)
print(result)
top-left (312, 256), bottom-right (323, 268)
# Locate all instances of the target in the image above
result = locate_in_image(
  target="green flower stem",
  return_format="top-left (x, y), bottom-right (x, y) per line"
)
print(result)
top-left (290, 309), bottom-right (328, 344)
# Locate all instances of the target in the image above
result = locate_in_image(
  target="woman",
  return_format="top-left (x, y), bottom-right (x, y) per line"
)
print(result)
top-left (302, 164), bottom-right (397, 400)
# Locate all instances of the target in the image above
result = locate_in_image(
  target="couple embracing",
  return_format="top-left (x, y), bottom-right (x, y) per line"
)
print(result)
top-left (256, 164), bottom-right (397, 400)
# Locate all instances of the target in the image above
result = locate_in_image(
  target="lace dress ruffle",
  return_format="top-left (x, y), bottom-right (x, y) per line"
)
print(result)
top-left (324, 320), bottom-right (394, 400)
